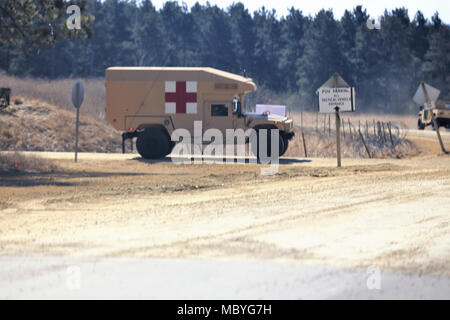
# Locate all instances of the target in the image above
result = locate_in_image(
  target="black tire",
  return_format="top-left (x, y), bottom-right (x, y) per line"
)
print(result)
top-left (280, 136), bottom-right (289, 157)
top-left (136, 128), bottom-right (170, 159)
top-left (253, 129), bottom-right (284, 163)
top-left (418, 119), bottom-right (425, 130)
top-left (167, 140), bottom-right (176, 156)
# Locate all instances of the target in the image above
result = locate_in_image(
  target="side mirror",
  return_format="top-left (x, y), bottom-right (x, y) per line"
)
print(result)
top-left (233, 98), bottom-right (240, 115)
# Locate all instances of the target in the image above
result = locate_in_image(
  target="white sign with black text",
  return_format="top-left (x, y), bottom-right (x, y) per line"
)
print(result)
top-left (318, 87), bottom-right (355, 113)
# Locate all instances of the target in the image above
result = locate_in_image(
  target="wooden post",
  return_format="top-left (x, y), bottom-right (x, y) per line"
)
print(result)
top-left (377, 121), bottom-right (382, 139)
top-left (300, 111), bottom-right (303, 131)
top-left (302, 131), bottom-right (308, 158)
top-left (323, 114), bottom-right (327, 133)
top-left (421, 82), bottom-right (447, 154)
top-left (328, 114), bottom-right (331, 136)
top-left (381, 122), bottom-right (387, 142)
top-left (336, 108), bottom-right (341, 167)
top-left (359, 129), bottom-right (371, 158)
top-left (365, 120), bottom-right (369, 138)
top-left (316, 113), bottom-right (318, 131)
top-left (348, 119), bottom-right (352, 139)
top-left (387, 122), bottom-right (394, 146)
top-left (373, 120), bottom-right (376, 136)
top-left (342, 118), bottom-right (346, 138)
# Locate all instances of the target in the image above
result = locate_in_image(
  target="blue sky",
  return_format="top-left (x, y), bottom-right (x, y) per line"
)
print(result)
top-left (150, 0), bottom-right (450, 22)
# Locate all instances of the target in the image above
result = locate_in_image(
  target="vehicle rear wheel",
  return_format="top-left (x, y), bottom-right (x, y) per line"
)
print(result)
top-left (136, 128), bottom-right (170, 159)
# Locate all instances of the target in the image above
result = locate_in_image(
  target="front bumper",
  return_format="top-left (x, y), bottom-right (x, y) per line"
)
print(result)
top-left (283, 131), bottom-right (295, 141)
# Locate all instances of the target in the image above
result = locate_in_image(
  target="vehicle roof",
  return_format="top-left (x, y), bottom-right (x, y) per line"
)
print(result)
top-left (106, 67), bottom-right (256, 91)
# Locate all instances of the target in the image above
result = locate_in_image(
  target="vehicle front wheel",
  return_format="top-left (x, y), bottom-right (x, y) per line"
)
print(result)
top-left (253, 129), bottom-right (284, 163)
top-left (280, 136), bottom-right (289, 157)
top-left (418, 119), bottom-right (425, 130)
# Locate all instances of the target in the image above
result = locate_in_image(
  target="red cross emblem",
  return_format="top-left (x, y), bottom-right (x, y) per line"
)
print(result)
top-left (165, 81), bottom-right (197, 114)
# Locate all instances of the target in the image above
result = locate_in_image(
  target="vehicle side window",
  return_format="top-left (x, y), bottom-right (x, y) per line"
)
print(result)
top-left (211, 104), bottom-right (228, 117)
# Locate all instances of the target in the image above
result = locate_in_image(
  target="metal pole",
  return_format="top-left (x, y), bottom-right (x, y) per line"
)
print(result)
top-left (75, 107), bottom-right (80, 163)
top-left (335, 108), bottom-right (341, 167)
top-left (422, 83), bottom-right (447, 154)
top-left (333, 74), bottom-right (341, 168)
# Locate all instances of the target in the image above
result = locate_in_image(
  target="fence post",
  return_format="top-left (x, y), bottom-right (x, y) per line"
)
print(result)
top-left (348, 119), bottom-right (352, 139)
top-left (377, 121), bottom-right (382, 139)
top-left (302, 131), bottom-right (308, 158)
top-left (328, 114), bottom-right (331, 136)
top-left (388, 122), bottom-right (394, 146)
top-left (342, 118), bottom-right (346, 139)
top-left (359, 129), bottom-right (372, 158)
top-left (300, 111), bottom-right (303, 131)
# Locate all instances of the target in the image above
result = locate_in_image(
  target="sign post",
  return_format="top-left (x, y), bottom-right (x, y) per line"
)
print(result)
top-left (335, 106), bottom-right (341, 167)
top-left (413, 82), bottom-right (447, 154)
top-left (317, 73), bottom-right (355, 167)
top-left (72, 81), bottom-right (84, 162)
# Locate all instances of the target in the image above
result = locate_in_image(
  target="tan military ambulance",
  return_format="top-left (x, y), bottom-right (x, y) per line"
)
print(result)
top-left (105, 67), bottom-right (294, 159)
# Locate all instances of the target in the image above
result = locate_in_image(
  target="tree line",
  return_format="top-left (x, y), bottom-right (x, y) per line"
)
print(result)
top-left (1, 0), bottom-right (449, 113)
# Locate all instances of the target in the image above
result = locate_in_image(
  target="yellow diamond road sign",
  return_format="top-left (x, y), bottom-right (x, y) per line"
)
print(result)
top-left (413, 82), bottom-right (440, 110)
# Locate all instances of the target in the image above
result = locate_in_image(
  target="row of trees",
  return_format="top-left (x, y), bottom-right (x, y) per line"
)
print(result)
top-left (1, 0), bottom-right (449, 113)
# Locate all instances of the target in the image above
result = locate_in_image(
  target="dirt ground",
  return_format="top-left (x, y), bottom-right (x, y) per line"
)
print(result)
top-left (1, 133), bottom-right (449, 279)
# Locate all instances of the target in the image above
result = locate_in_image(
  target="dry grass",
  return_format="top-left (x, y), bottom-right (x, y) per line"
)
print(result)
top-left (0, 98), bottom-right (121, 153)
top-left (0, 72), bottom-right (105, 119)
top-left (285, 111), bottom-right (419, 158)
top-left (285, 128), bottom-right (419, 159)
top-left (290, 111), bottom-right (417, 131)
top-left (0, 151), bottom-right (58, 174)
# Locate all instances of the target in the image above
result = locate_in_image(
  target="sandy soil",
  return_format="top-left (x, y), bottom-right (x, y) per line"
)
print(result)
top-left (1, 136), bottom-right (449, 277)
